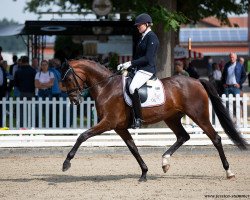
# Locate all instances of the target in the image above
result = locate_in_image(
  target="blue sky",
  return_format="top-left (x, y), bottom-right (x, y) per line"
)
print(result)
top-left (0, 0), bottom-right (88, 24)
top-left (0, 0), bottom-right (44, 23)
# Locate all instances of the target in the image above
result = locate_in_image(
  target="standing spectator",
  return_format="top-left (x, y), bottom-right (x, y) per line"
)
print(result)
top-left (0, 46), bottom-right (3, 61)
top-left (13, 58), bottom-right (22, 98)
top-left (184, 59), bottom-right (199, 79)
top-left (8, 55), bottom-right (18, 95)
top-left (221, 52), bottom-right (246, 96)
top-left (239, 57), bottom-right (245, 66)
top-left (0, 60), bottom-right (8, 127)
top-left (49, 59), bottom-right (62, 99)
top-left (32, 58), bottom-right (39, 97)
top-left (207, 56), bottom-right (213, 78)
top-left (35, 60), bottom-right (54, 99)
top-left (174, 60), bottom-right (189, 76)
top-left (212, 62), bottom-right (223, 95)
top-left (14, 56), bottom-right (37, 99)
top-left (219, 58), bottom-right (225, 72)
top-left (32, 57), bottom-right (39, 72)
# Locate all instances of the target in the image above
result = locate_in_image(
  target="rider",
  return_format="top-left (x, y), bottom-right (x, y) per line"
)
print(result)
top-left (117, 13), bottom-right (159, 128)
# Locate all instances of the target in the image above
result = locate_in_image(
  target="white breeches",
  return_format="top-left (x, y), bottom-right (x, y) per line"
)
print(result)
top-left (129, 70), bottom-right (153, 94)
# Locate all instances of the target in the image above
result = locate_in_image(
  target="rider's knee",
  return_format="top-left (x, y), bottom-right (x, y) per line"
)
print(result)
top-left (129, 85), bottom-right (137, 95)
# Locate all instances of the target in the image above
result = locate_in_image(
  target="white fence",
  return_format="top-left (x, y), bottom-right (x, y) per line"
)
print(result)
top-left (0, 94), bottom-right (250, 147)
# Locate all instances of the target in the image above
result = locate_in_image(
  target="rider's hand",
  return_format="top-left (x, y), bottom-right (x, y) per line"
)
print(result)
top-left (117, 61), bottom-right (131, 71)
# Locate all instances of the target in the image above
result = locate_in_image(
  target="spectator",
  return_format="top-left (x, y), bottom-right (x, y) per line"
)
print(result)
top-left (35, 60), bottom-right (54, 99)
top-left (0, 60), bottom-right (8, 127)
top-left (239, 57), bottom-right (245, 66)
top-left (207, 56), bottom-right (213, 77)
top-left (8, 55), bottom-right (18, 94)
top-left (13, 58), bottom-right (22, 98)
top-left (219, 58), bottom-right (225, 72)
top-left (221, 52), bottom-right (246, 96)
top-left (174, 60), bottom-right (189, 76)
top-left (49, 59), bottom-right (62, 99)
top-left (14, 56), bottom-right (37, 99)
top-left (0, 46), bottom-right (3, 61)
top-left (0, 60), bottom-right (8, 98)
top-left (32, 57), bottom-right (39, 72)
top-left (211, 62), bottom-right (223, 95)
top-left (184, 60), bottom-right (199, 79)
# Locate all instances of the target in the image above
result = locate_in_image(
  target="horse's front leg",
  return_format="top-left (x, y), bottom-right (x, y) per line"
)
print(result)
top-left (62, 120), bottom-right (110, 172)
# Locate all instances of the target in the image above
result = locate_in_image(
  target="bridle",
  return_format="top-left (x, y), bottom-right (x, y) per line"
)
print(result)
top-left (62, 62), bottom-right (121, 102)
top-left (62, 66), bottom-right (85, 97)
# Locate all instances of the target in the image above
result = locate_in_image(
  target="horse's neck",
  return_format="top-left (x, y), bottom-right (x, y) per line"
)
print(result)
top-left (81, 61), bottom-right (113, 96)
top-left (85, 63), bottom-right (112, 86)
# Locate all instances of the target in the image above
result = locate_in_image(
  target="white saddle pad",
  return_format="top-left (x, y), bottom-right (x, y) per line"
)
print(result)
top-left (123, 76), bottom-right (166, 108)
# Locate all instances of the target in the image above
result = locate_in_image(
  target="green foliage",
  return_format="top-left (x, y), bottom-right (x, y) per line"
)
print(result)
top-left (54, 35), bottom-right (82, 58)
top-left (151, 6), bottom-right (188, 31)
top-left (23, 0), bottom-right (249, 29)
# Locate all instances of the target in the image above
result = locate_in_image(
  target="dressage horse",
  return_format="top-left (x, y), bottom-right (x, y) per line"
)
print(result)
top-left (61, 59), bottom-right (247, 182)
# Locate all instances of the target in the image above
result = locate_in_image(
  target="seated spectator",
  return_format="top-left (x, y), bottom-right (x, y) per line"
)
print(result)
top-left (35, 60), bottom-right (54, 99)
top-left (174, 60), bottom-right (189, 76)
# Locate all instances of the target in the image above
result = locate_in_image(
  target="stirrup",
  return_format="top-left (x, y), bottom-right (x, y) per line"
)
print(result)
top-left (131, 118), bottom-right (142, 129)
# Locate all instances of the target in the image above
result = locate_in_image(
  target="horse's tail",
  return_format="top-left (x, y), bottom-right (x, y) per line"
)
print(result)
top-left (199, 79), bottom-right (248, 150)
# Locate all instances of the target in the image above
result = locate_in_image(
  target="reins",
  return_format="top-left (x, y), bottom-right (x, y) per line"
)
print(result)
top-left (81, 70), bottom-right (120, 95)
top-left (62, 62), bottom-right (121, 97)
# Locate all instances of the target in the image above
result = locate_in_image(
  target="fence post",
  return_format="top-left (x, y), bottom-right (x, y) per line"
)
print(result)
top-left (235, 94), bottom-right (241, 126)
top-left (2, 97), bottom-right (7, 127)
top-left (243, 94), bottom-right (248, 128)
top-left (9, 97), bottom-right (14, 129)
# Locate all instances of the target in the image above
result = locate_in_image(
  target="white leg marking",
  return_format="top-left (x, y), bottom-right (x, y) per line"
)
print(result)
top-left (162, 155), bottom-right (170, 166)
top-left (226, 169), bottom-right (235, 179)
top-left (162, 155), bottom-right (170, 173)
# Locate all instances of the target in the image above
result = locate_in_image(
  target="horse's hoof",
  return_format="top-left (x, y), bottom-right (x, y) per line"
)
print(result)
top-left (162, 164), bottom-right (170, 173)
top-left (62, 160), bottom-right (71, 172)
top-left (226, 169), bottom-right (235, 179)
top-left (138, 177), bottom-right (147, 182)
top-left (227, 175), bottom-right (236, 180)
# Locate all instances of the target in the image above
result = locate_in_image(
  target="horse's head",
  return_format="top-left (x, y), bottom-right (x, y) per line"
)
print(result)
top-left (61, 60), bottom-right (86, 105)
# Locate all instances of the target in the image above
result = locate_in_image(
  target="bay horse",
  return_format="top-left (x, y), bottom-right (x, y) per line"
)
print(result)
top-left (61, 59), bottom-right (247, 182)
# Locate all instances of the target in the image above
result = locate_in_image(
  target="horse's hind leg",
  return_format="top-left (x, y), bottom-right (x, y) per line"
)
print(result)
top-left (194, 119), bottom-right (235, 179)
top-left (162, 117), bottom-right (190, 173)
top-left (115, 129), bottom-right (148, 182)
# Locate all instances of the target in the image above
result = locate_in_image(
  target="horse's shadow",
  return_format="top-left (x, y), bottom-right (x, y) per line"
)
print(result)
top-left (0, 173), bottom-right (223, 184)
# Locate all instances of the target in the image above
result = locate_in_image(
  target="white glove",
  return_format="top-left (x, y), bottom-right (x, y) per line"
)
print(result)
top-left (117, 61), bottom-right (131, 71)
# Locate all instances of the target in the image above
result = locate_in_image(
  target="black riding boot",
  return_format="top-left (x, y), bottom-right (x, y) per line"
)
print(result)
top-left (131, 89), bottom-right (142, 129)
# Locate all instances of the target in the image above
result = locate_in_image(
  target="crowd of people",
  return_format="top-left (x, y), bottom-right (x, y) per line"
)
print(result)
top-left (174, 52), bottom-right (247, 97)
top-left (0, 54), bottom-right (67, 101)
top-left (0, 48), bottom-right (71, 128)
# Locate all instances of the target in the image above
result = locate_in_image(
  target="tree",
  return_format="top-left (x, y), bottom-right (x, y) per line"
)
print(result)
top-left (23, 0), bottom-right (249, 77)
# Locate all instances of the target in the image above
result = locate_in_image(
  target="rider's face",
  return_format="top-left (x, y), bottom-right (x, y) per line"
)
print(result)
top-left (137, 23), bottom-right (147, 33)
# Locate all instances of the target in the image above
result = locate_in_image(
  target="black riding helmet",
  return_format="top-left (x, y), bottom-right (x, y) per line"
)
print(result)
top-left (134, 13), bottom-right (152, 26)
